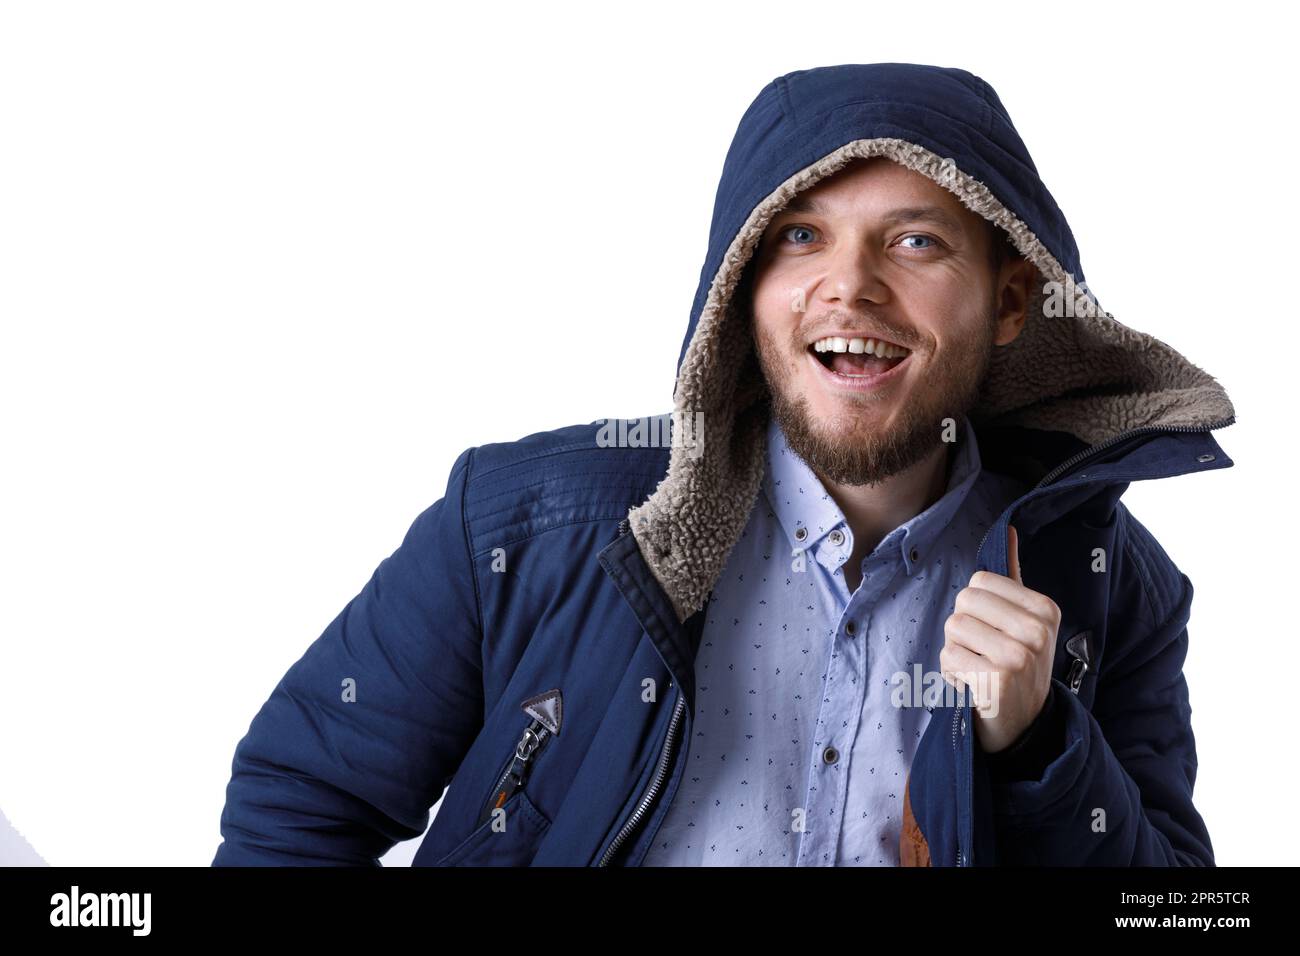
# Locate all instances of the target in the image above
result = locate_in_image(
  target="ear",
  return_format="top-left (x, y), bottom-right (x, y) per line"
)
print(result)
top-left (993, 258), bottom-right (1037, 347)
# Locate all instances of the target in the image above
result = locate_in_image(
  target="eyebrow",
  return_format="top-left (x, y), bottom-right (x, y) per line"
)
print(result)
top-left (776, 197), bottom-right (965, 233)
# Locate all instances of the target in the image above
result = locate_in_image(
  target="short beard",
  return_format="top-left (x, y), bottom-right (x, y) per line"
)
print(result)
top-left (752, 310), bottom-right (996, 487)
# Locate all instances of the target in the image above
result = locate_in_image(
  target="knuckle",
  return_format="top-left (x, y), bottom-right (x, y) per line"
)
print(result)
top-left (1038, 595), bottom-right (1061, 623)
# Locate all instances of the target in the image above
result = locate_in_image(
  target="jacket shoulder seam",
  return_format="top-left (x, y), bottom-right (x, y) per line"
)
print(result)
top-left (470, 438), bottom-right (605, 480)
top-left (469, 512), bottom-right (632, 560)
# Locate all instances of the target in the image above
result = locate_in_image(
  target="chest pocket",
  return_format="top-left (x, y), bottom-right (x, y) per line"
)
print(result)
top-left (433, 688), bottom-right (562, 867)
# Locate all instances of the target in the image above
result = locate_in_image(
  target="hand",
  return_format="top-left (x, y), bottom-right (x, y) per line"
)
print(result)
top-left (939, 524), bottom-right (1060, 753)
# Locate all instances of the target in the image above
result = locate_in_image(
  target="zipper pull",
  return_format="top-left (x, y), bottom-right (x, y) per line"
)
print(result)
top-left (478, 688), bottom-right (563, 827)
top-left (1064, 630), bottom-right (1092, 693)
top-left (480, 719), bottom-right (550, 825)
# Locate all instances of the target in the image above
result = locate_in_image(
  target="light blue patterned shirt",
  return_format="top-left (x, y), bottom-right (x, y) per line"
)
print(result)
top-left (641, 412), bottom-right (1028, 866)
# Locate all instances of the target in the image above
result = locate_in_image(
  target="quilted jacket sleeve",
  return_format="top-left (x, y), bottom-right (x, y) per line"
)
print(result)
top-left (986, 506), bottom-right (1215, 865)
top-left (212, 447), bottom-right (484, 865)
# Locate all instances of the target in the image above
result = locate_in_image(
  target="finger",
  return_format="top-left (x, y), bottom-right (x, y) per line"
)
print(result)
top-left (947, 610), bottom-right (1028, 666)
top-left (1008, 523), bottom-right (1021, 584)
top-left (969, 525), bottom-right (1060, 629)
top-left (956, 587), bottom-right (1045, 655)
top-left (941, 643), bottom-right (995, 707)
top-left (965, 567), bottom-right (1044, 617)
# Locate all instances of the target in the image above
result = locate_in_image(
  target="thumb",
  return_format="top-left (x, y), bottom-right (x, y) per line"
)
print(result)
top-left (1007, 523), bottom-right (1022, 584)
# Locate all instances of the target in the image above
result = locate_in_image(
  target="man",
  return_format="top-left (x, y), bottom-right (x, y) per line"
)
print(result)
top-left (639, 155), bottom-right (1060, 866)
top-left (212, 63), bottom-right (1235, 867)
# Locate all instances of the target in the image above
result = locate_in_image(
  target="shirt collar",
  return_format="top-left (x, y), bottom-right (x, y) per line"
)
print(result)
top-left (762, 411), bottom-right (984, 576)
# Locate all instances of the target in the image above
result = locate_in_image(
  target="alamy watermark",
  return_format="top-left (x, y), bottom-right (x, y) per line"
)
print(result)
top-left (596, 411), bottom-right (705, 459)
top-left (50, 885), bottom-right (151, 936)
top-left (1041, 276), bottom-right (1104, 318)
top-left (891, 662), bottom-right (1001, 717)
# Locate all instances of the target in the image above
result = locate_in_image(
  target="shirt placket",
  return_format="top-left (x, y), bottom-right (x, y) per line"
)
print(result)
top-left (796, 523), bottom-right (881, 865)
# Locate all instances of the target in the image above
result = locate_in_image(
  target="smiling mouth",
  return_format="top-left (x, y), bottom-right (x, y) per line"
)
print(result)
top-left (807, 336), bottom-right (910, 377)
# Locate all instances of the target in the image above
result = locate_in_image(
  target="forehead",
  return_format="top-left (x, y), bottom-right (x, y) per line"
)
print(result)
top-left (774, 157), bottom-right (981, 233)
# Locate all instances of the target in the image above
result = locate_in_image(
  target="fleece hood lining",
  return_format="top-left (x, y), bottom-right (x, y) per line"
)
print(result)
top-left (626, 137), bottom-right (1235, 624)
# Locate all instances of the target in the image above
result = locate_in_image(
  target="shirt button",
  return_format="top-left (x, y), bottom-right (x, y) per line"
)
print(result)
top-left (829, 529), bottom-right (844, 546)
top-left (844, 620), bottom-right (856, 636)
top-left (909, 547), bottom-right (919, 562)
top-left (795, 526), bottom-right (808, 541)
top-left (823, 746), bottom-right (839, 764)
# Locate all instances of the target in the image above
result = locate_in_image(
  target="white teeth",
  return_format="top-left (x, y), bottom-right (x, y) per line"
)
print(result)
top-left (811, 336), bottom-right (909, 358)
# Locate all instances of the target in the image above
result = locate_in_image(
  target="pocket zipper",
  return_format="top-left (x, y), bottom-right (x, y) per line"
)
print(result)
top-left (477, 689), bottom-right (563, 827)
top-left (478, 719), bottom-right (552, 826)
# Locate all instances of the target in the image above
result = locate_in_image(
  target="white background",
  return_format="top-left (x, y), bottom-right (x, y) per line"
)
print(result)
top-left (0, 0), bottom-right (1292, 866)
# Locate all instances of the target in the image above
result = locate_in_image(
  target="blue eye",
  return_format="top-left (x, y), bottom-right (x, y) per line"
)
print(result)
top-left (898, 234), bottom-right (936, 250)
top-left (779, 225), bottom-right (819, 245)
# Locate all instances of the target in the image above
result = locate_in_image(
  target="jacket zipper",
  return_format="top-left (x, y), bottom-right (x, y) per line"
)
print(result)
top-left (950, 696), bottom-right (968, 867)
top-left (601, 513), bottom-right (686, 865)
top-left (597, 692), bottom-right (686, 866)
top-left (958, 416), bottom-right (1232, 867)
top-left (477, 718), bottom-right (553, 827)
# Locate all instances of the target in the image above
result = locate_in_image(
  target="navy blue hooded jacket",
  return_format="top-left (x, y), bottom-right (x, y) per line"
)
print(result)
top-left (212, 63), bottom-right (1236, 866)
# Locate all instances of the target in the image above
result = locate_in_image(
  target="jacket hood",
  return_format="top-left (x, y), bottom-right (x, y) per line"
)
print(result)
top-left (627, 62), bottom-right (1236, 623)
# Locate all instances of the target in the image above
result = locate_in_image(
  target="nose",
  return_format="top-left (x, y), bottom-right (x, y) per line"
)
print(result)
top-left (816, 238), bottom-right (890, 309)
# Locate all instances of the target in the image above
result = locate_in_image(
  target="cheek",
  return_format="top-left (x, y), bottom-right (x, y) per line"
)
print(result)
top-left (936, 308), bottom-right (991, 351)
top-left (905, 285), bottom-right (989, 350)
top-left (750, 278), bottom-right (806, 339)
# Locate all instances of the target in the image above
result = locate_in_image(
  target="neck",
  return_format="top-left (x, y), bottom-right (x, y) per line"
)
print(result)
top-left (815, 440), bottom-right (952, 559)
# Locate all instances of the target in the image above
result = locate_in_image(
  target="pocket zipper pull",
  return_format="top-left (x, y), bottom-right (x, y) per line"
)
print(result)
top-left (1064, 630), bottom-right (1092, 693)
top-left (479, 719), bottom-right (551, 825)
top-left (478, 689), bottom-right (563, 827)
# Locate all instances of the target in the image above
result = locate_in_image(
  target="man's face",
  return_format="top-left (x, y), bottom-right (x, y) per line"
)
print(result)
top-left (746, 156), bottom-right (1028, 487)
